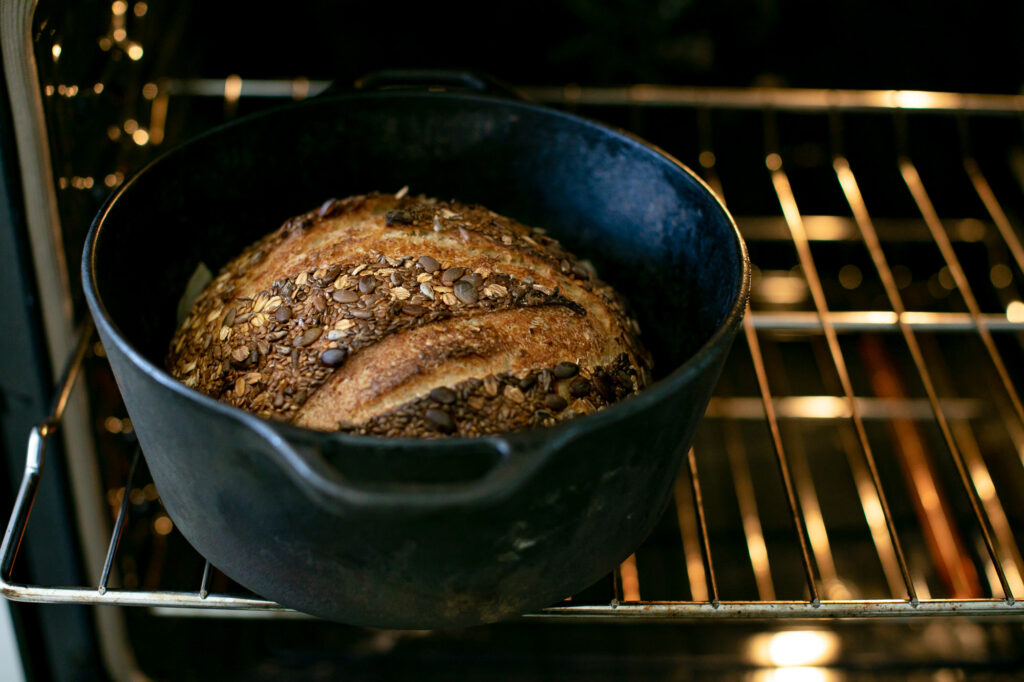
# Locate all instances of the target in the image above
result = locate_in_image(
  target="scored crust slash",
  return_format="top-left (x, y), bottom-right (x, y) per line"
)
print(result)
top-left (167, 188), bottom-right (652, 438)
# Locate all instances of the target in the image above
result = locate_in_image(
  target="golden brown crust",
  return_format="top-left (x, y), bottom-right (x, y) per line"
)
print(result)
top-left (167, 192), bottom-right (649, 437)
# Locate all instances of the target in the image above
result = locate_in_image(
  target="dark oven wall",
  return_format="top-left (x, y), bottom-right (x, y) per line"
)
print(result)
top-left (30, 0), bottom-right (1024, 318)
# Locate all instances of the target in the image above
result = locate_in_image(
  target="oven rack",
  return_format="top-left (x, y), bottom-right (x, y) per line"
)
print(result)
top-left (2, 319), bottom-right (1021, 620)
top-left (5, 86), bottom-right (1024, 621)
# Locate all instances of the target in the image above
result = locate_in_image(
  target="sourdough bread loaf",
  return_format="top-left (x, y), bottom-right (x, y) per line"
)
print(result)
top-left (167, 191), bottom-right (650, 437)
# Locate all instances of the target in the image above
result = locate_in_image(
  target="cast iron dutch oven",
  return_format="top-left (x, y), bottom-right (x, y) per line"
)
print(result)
top-left (82, 71), bottom-right (749, 628)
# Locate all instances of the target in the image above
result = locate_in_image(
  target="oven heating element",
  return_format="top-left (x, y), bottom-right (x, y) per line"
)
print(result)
top-left (3, 84), bottom-right (1024, 621)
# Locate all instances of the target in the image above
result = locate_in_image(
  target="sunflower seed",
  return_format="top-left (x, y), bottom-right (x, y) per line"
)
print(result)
top-left (453, 280), bottom-right (478, 304)
top-left (554, 362), bottom-right (579, 379)
top-left (274, 305), bottom-right (292, 323)
top-left (319, 348), bottom-right (347, 367)
top-left (385, 209), bottom-right (414, 226)
top-left (318, 198), bottom-right (338, 218)
top-left (429, 386), bottom-right (457, 404)
top-left (418, 255), bottom-right (440, 273)
top-left (425, 408), bottom-right (455, 434)
top-left (322, 265), bottom-right (342, 283)
top-left (544, 394), bottom-right (568, 412)
top-left (294, 326), bottom-right (322, 347)
top-left (442, 267), bottom-right (465, 285)
top-left (402, 304), bottom-right (426, 316)
top-left (419, 282), bottom-right (435, 300)
top-left (592, 373), bottom-right (613, 401)
top-left (569, 377), bottom-right (592, 398)
top-left (333, 289), bottom-right (359, 303)
top-left (359, 275), bottom-right (377, 294)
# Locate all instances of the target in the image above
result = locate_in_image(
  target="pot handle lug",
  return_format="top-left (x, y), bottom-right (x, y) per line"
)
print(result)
top-left (322, 69), bottom-right (525, 100)
top-left (245, 415), bottom-right (574, 513)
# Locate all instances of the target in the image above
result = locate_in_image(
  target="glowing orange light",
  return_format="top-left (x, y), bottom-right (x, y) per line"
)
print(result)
top-left (154, 516), bottom-right (173, 535)
top-left (990, 264), bottom-right (1013, 289)
top-left (224, 74), bottom-right (242, 103)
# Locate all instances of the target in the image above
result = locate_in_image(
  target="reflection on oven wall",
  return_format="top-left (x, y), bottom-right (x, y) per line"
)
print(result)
top-left (2, 0), bottom-right (1024, 679)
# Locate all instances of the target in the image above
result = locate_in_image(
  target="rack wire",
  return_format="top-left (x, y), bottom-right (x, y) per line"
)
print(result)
top-left (4, 85), bottom-right (1024, 620)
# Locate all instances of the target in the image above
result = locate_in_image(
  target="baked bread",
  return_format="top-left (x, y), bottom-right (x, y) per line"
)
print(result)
top-left (167, 191), bottom-right (650, 437)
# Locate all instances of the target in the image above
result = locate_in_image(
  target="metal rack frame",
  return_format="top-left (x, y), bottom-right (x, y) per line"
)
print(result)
top-left (4, 85), bottom-right (1024, 620)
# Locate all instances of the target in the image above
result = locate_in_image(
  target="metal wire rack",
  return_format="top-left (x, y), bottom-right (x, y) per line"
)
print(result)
top-left (4, 85), bottom-right (1024, 620)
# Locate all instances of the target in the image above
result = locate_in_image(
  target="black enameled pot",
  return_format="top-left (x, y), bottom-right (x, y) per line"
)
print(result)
top-left (82, 74), bottom-right (749, 628)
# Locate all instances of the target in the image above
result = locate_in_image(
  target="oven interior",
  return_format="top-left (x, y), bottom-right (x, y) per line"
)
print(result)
top-left (2, 0), bottom-right (1024, 679)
